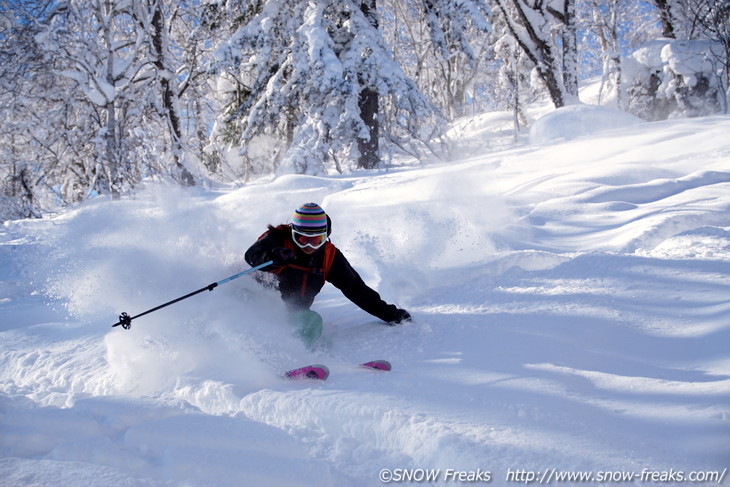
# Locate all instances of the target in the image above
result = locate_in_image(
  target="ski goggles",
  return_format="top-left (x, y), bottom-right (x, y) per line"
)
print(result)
top-left (292, 228), bottom-right (328, 250)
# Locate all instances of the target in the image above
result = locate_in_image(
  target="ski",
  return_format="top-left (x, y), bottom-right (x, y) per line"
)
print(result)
top-left (284, 360), bottom-right (391, 381)
top-left (284, 364), bottom-right (330, 380)
top-left (360, 360), bottom-right (392, 371)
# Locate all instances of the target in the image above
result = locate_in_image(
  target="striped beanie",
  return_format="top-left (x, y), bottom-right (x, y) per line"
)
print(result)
top-left (291, 203), bottom-right (328, 234)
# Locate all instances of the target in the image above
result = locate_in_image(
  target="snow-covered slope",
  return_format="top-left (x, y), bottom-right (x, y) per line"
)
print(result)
top-left (2, 109), bottom-right (729, 486)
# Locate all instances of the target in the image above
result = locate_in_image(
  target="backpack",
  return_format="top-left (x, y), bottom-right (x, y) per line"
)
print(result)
top-left (258, 226), bottom-right (337, 296)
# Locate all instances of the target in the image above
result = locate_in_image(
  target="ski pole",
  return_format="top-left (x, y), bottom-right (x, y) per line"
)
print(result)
top-left (111, 260), bottom-right (274, 330)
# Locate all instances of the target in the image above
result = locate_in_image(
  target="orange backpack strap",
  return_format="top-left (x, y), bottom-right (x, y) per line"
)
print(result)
top-left (321, 242), bottom-right (336, 281)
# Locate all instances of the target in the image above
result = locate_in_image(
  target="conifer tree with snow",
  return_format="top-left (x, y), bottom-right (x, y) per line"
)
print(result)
top-left (211, 0), bottom-right (443, 176)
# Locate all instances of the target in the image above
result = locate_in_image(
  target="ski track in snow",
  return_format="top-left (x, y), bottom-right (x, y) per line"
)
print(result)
top-left (1, 112), bottom-right (730, 486)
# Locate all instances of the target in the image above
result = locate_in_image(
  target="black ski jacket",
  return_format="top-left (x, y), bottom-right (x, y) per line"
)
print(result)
top-left (245, 225), bottom-right (402, 323)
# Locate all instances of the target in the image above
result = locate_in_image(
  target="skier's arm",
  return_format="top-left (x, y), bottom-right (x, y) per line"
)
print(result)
top-left (327, 250), bottom-right (409, 324)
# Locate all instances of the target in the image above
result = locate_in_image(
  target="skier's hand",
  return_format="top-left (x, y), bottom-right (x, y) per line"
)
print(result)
top-left (270, 247), bottom-right (296, 266)
top-left (390, 308), bottom-right (411, 325)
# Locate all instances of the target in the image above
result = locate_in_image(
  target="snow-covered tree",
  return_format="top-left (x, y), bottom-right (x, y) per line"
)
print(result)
top-left (680, 0), bottom-right (730, 113)
top-left (616, 0), bottom-right (728, 120)
top-left (419, 0), bottom-right (492, 118)
top-left (0, 0), bottom-right (108, 212)
top-left (493, 20), bottom-right (536, 132)
top-left (0, 1), bottom-right (45, 220)
top-left (380, 0), bottom-right (492, 119)
top-left (146, 1), bottom-right (197, 186)
top-left (3, 0), bottom-right (728, 221)
top-left (575, 0), bottom-right (662, 109)
top-left (0, 0), bottom-right (223, 215)
top-left (47, 0), bottom-right (158, 198)
top-left (577, 0), bottom-right (623, 105)
top-left (491, 0), bottom-right (580, 108)
top-left (623, 37), bottom-right (726, 120)
top-left (212, 0), bottom-right (444, 176)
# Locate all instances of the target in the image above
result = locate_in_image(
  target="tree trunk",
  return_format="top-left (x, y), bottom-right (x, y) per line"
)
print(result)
top-left (102, 0), bottom-right (121, 199)
top-left (559, 0), bottom-right (579, 99)
top-left (358, 86), bottom-right (380, 169)
top-left (653, 0), bottom-right (676, 38)
top-left (105, 100), bottom-right (120, 199)
top-left (494, 0), bottom-right (569, 108)
top-left (357, 0), bottom-right (380, 169)
top-left (151, 6), bottom-right (195, 186)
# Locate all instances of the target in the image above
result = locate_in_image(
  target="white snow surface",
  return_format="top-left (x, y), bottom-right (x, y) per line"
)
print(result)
top-left (2, 107), bottom-right (730, 486)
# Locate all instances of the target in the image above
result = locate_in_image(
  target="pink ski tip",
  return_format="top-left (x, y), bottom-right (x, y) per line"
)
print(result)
top-left (285, 364), bottom-right (330, 380)
top-left (361, 360), bottom-right (391, 371)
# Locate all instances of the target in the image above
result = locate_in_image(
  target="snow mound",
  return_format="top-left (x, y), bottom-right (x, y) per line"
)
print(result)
top-left (530, 104), bottom-right (643, 144)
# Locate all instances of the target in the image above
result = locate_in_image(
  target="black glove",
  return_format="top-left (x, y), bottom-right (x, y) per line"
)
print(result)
top-left (389, 308), bottom-right (412, 325)
top-left (270, 247), bottom-right (296, 266)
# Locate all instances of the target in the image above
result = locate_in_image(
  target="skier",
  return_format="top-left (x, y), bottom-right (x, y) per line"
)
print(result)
top-left (245, 203), bottom-right (411, 345)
